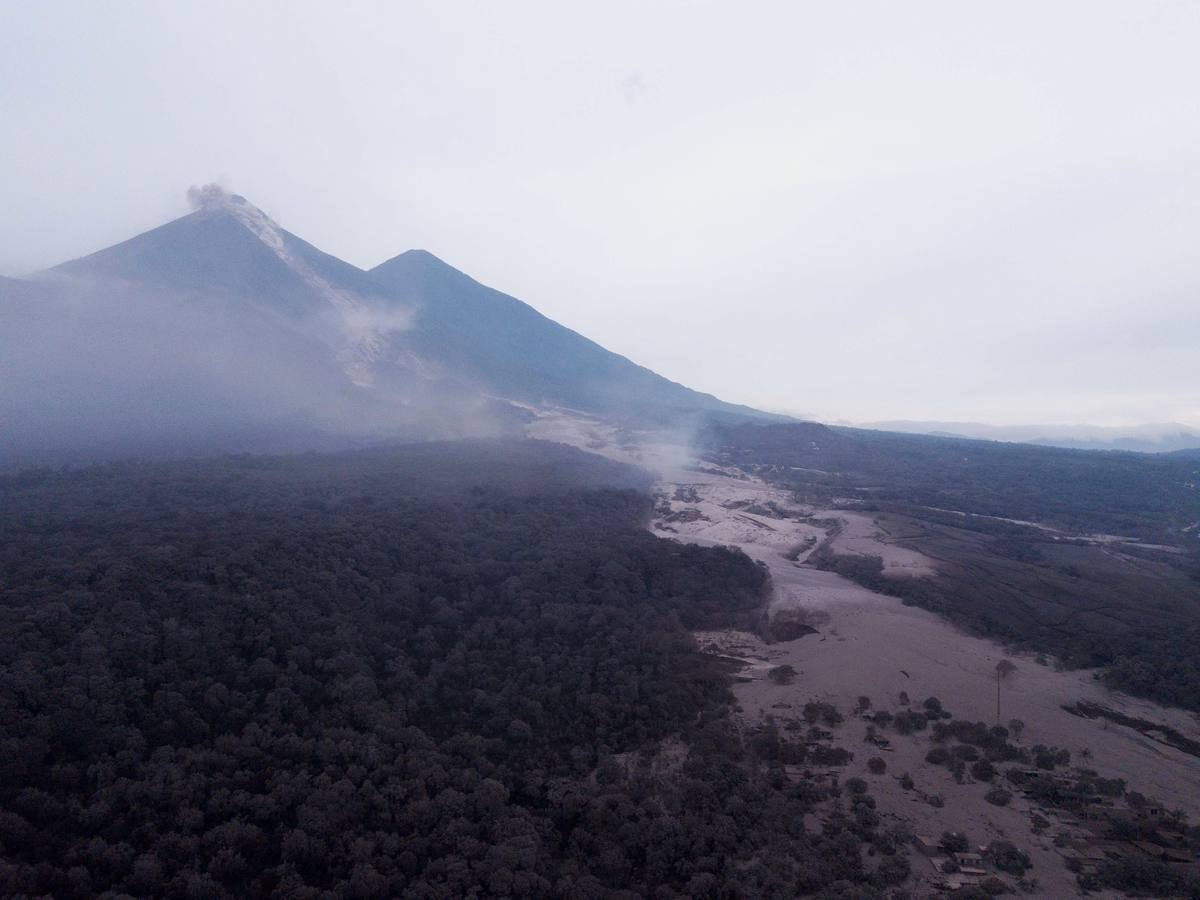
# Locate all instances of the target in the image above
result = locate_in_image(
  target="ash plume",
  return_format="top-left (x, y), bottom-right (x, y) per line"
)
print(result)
top-left (186, 182), bottom-right (232, 210)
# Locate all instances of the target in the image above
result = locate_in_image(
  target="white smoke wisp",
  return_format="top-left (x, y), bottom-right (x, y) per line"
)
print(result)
top-left (341, 306), bottom-right (416, 339)
top-left (185, 184), bottom-right (300, 280)
top-left (183, 184), bottom-right (415, 387)
top-left (337, 306), bottom-right (421, 386)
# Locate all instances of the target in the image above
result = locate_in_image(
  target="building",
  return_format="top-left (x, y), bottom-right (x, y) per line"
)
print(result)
top-left (913, 834), bottom-right (938, 854)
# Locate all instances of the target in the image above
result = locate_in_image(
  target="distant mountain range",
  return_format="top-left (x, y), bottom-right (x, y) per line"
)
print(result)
top-left (1, 188), bottom-right (772, 464)
top-left (862, 420), bottom-right (1200, 454)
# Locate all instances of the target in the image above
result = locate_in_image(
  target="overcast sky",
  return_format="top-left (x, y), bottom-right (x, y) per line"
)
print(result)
top-left (3, 1), bottom-right (1198, 427)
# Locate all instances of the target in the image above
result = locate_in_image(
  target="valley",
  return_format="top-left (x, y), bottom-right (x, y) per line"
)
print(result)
top-left (667, 459), bottom-right (1200, 896)
top-left (534, 408), bottom-right (1200, 896)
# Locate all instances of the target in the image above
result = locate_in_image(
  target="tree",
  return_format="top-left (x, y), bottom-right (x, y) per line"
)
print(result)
top-left (874, 853), bottom-right (910, 887)
top-left (984, 787), bottom-right (1012, 806)
top-left (0, 444), bottom-right (894, 897)
top-left (941, 831), bottom-right (969, 854)
top-left (925, 747), bottom-right (951, 766)
top-left (971, 759), bottom-right (995, 782)
top-left (987, 841), bottom-right (1030, 876)
top-left (995, 659), bottom-right (1017, 724)
top-left (1007, 718), bottom-right (1025, 742)
top-left (893, 710), bottom-right (927, 735)
top-left (980, 876), bottom-right (1010, 895)
top-left (867, 757), bottom-right (887, 775)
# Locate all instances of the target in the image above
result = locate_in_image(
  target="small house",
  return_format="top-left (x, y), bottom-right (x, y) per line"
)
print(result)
top-left (913, 834), bottom-right (938, 854)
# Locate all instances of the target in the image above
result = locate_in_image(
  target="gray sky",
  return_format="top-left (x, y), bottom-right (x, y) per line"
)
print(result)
top-left (3, 1), bottom-right (1198, 427)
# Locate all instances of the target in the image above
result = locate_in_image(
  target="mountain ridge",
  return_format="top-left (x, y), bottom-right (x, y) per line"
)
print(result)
top-left (368, 247), bottom-right (764, 421)
top-left (862, 419), bottom-right (1200, 454)
top-left (45, 192), bottom-right (775, 421)
top-left (1, 190), bottom-right (778, 465)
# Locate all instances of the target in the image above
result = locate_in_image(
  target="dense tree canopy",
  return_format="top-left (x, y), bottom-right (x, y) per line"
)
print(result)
top-left (0, 442), bottom-right (890, 898)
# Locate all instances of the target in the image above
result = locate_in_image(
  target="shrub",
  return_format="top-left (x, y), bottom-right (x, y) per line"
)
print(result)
top-left (867, 757), bottom-right (887, 775)
top-left (949, 888), bottom-right (992, 900)
top-left (874, 853), bottom-right (910, 886)
top-left (971, 759), bottom-right (995, 781)
top-left (893, 710), bottom-right (927, 734)
top-left (980, 875), bottom-right (1009, 895)
top-left (809, 745), bottom-right (852, 766)
top-left (925, 747), bottom-right (951, 766)
top-left (988, 841), bottom-right (1030, 875)
top-left (984, 787), bottom-right (1012, 807)
top-left (767, 664), bottom-right (797, 685)
top-left (1032, 745), bottom-right (1070, 770)
top-left (803, 701), bottom-right (843, 727)
top-left (854, 801), bottom-right (880, 832)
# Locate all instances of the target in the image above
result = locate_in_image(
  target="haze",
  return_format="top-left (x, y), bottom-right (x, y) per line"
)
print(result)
top-left (3, 0), bottom-right (1198, 428)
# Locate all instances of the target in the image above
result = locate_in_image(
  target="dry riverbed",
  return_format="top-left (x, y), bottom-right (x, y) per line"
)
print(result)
top-left (530, 409), bottom-right (1200, 897)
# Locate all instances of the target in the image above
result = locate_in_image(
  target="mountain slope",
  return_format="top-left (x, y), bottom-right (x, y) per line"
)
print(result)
top-left (368, 249), bottom-right (769, 422)
top-left (1, 191), bottom-right (776, 465)
top-left (53, 203), bottom-right (329, 319)
top-left (48, 191), bottom-right (775, 422)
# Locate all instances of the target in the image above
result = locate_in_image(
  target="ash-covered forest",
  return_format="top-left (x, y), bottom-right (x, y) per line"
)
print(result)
top-left (707, 422), bottom-right (1200, 711)
top-left (0, 442), bottom-right (901, 898)
top-left (708, 422), bottom-right (1200, 543)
